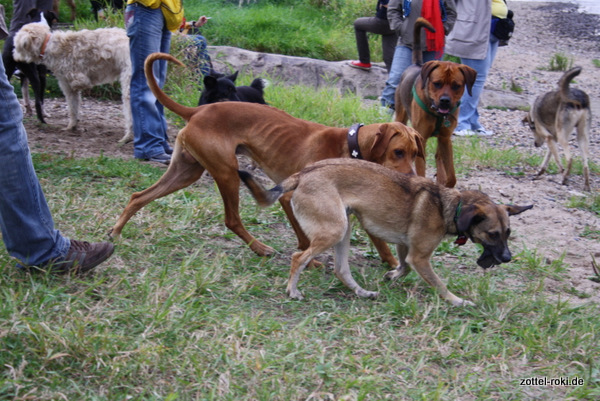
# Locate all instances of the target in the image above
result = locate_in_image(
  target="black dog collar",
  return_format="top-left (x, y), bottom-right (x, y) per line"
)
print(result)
top-left (348, 123), bottom-right (364, 159)
top-left (453, 200), bottom-right (468, 246)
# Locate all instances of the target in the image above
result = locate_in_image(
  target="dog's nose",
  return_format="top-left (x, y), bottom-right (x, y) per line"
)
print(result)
top-left (438, 96), bottom-right (451, 110)
top-left (499, 249), bottom-right (511, 263)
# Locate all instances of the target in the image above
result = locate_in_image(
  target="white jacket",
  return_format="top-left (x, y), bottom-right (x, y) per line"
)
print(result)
top-left (444, 0), bottom-right (492, 60)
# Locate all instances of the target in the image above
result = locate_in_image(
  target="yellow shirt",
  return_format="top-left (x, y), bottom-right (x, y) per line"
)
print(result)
top-left (492, 0), bottom-right (508, 19)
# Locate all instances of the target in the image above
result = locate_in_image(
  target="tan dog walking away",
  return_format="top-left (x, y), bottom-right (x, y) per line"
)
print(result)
top-left (240, 158), bottom-right (532, 305)
top-left (523, 66), bottom-right (592, 191)
top-left (394, 18), bottom-right (477, 188)
top-left (109, 53), bottom-right (424, 266)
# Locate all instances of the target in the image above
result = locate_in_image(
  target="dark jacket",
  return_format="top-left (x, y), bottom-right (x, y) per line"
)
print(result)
top-left (375, 0), bottom-right (390, 20)
top-left (387, 0), bottom-right (457, 50)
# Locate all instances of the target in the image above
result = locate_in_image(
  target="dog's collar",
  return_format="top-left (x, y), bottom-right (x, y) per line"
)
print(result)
top-left (453, 200), bottom-right (468, 246)
top-left (347, 123), bottom-right (364, 159)
top-left (40, 33), bottom-right (51, 59)
top-left (411, 84), bottom-right (459, 137)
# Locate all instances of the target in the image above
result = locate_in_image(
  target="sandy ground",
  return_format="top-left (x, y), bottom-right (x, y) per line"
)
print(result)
top-left (17, 2), bottom-right (600, 305)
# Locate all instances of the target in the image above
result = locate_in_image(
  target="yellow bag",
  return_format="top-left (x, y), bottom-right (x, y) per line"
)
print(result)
top-left (128, 0), bottom-right (184, 32)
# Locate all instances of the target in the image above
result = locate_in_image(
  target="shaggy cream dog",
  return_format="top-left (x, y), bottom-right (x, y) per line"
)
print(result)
top-left (13, 22), bottom-right (133, 143)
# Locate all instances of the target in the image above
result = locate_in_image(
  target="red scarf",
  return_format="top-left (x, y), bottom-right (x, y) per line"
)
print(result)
top-left (421, 0), bottom-right (445, 56)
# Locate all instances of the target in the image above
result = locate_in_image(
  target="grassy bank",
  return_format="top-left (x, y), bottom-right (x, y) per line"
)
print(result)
top-left (0, 1), bottom-right (599, 399)
top-left (0, 149), bottom-right (598, 400)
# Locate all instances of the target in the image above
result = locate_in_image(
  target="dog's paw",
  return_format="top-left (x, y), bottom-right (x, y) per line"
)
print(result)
top-left (118, 134), bottom-right (133, 145)
top-left (287, 289), bottom-right (304, 300)
top-left (384, 266), bottom-right (409, 281)
top-left (107, 227), bottom-right (119, 240)
top-left (457, 299), bottom-right (475, 307)
top-left (355, 288), bottom-right (378, 299)
top-left (250, 241), bottom-right (275, 257)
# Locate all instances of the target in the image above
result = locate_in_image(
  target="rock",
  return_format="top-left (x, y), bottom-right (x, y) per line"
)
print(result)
top-left (209, 45), bottom-right (388, 99)
top-left (209, 45), bottom-right (532, 110)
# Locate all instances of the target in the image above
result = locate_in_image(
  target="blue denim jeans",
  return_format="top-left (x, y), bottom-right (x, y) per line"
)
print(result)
top-left (380, 45), bottom-right (440, 108)
top-left (0, 58), bottom-right (70, 266)
top-left (125, 3), bottom-right (172, 159)
top-left (455, 36), bottom-right (500, 131)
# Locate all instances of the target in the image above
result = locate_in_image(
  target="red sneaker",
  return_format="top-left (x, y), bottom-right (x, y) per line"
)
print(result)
top-left (348, 61), bottom-right (372, 71)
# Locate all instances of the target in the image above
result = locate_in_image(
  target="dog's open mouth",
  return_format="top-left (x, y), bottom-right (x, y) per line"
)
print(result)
top-left (477, 248), bottom-right (500, 269)
top-left (437, 107), bottom-right (451, 115)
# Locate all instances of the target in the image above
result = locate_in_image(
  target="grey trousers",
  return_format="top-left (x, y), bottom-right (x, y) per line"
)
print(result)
top-left (353, 16), bottom-right (398, 72)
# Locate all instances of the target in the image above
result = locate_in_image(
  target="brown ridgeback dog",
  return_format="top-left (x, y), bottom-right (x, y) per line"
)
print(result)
top-left (394, 18), bottom-right (477, 188)
top-left (109, 53), bottom-right (424, 267)
top-left (240, 158), bottom-right (533, 306)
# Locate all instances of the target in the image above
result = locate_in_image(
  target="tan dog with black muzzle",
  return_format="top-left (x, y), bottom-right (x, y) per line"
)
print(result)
top-left (240, 158), bottom-right (532, 306)
top-left (394, 18), bottom-right (477, 188)
top-left (109, 53), bottom-right (425, 268)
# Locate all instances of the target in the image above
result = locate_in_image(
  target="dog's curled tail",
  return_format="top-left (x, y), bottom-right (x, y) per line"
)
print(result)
top-left (558, 66), bottom-right (583, 107)
top-left (144, 52), bottom-right (198, 121)
top-left (238, 170), bottom-right (299, 207)
top-left (412, 17), bottom-right (436, 65)
top-left (251, 78), bottom-right (269, 92)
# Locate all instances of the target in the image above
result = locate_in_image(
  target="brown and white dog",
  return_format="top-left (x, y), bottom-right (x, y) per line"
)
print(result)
top-left (523, 66), bottom-right (592, 191)
top-left (240, 158), bottom-right (533, 305)
top-left (13, 21), bottom-right (133, 143)
top-left (109, 53), bottom-right (424, 268)
top-left (394, 18), bottom-right (477, 188)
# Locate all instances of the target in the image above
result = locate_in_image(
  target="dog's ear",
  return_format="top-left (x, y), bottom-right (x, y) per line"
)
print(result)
top-left (203, 75), bottom-right (218, 90)
top-left (503, 204), bottom-right (533, 216)
top-left (369, 124), bottom-right (394, 159)
top-left (415, 131), bottom-right (425, 159)
top-left (522, 112), bottom-right (534, 128)
top-left (456, 204), bottom-right (486, 234)
top-left (420, 61), bottom-right (440, 89)
top-left (226, 71), bottom-right (239, 83)
top-left (459, 65), bottom-right (477, 96)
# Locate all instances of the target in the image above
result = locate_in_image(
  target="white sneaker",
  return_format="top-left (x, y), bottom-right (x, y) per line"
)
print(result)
top-left (453, 129), bottom-right (475, 136)
top-left (475, 128), bottom-right (494, 136)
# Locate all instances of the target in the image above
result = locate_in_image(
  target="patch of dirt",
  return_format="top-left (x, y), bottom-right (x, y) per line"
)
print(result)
top-left (19, 2), bottom-right (600, 305)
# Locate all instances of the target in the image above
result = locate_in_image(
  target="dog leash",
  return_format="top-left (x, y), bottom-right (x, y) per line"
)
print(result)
top-left (453, 200), bottom-right (468, 246)
top-left (411, 84), bottom-right (458, 137)
top-left (347, 123), bottom-right (364, 159)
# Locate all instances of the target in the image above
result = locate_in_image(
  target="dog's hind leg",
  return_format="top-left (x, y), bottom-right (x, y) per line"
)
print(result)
top-left (212, 166), bottom-right (276, 257)
top-left (366, 234), bottom-right (399, 268)
top-left (576, 116), bottom-right (591, 191)
top-left (279, 192), bottom-right (310, 250)
top-left (109, 146), bottom-right (205, 239)
top-left (333, 223), bottom-right (378, 299)
top-left (534, 146), bottom-right (553, 179)
top-left (556, 128), bottom-right (573, 186)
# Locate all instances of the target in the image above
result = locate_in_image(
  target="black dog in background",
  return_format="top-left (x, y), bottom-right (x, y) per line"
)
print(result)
top-left (198, 71), bottom-right (268, 106)
top-left (2, 9), bottom-right (58, 123)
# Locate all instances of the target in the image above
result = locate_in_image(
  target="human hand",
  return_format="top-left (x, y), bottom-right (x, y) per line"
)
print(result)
top-left (196, 16), bottom-right (210, 27)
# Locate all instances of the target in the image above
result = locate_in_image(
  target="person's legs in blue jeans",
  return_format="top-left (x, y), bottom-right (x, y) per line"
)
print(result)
top-left (126, 3), bottom-right (172, 160)
top-left (0, 56), bottom-right (114, 272)
top-left (457, 37), bottom-right (500, 132)
top-left (380, 46), bottom-right (439, 108)
top-left (0, 57), bottom-right (70, 266)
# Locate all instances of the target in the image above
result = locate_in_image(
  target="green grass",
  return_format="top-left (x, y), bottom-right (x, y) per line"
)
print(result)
top-left (547, 53), bottom-right (574, 72)
top-left (0, 153), bottom-right (599, 400)
top-left (1, 1), bottom-right (599, 399)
